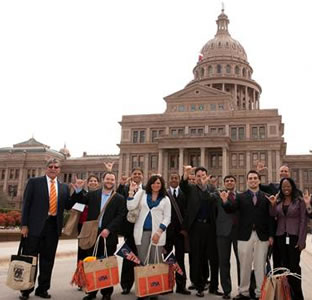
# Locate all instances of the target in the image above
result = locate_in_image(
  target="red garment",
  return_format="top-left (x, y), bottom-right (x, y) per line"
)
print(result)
top-left (79, 206), bottom-right (88, 224)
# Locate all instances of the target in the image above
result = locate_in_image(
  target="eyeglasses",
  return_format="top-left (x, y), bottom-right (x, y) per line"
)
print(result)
top-left (48, 165), bottom-right (60, 169)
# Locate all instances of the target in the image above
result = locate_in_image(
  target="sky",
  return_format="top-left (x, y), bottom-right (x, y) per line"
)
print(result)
top-left (0, 0), bottom-right (311, 157)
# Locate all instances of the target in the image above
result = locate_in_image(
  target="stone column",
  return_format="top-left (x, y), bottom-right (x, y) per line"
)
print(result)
top-left (200, 147), bottom-right (205, 167)
top-left (158, 149), bottom-right (163, 175)
top-left (17, 168), bottom-right (24, 203)
top-left (246, 151), bottom-right (251, 172)
top-left (275, 150), bottom-right (281, 182)
top-left (299, 169), bottom-right (304, 191)
top-left (146, 128), bottom-right (150, 143)
top-left (234, 84), bottom-right (237, 108)
top-left (267, 151), bottom-right (273, 182)
top-left (163, 151), bottom-right (168, 183)
top-left (3, 168), bottom-right (8, 192)
top-left (245, 86), bottom-right (248, 109)
top-left (253, 89), bottom-right (256, 110)
top-left (144, 154), bottom-right (149, 183)
top-left (125, 153), bottom-right (130, 176)
top-left (222, 147), bottom-right (229, 179)
top-left (179, 148), bottom-right (184, 175)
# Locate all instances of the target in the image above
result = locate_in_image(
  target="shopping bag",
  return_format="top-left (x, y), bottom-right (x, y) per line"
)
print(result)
top-left (134, 243), bottom-right (173, 297)
top-left (275, 275), bottom-right (292, 300)
top-left (82, 236), bottom-right (119, 292)
top-left (260, 276), bottom-right (276, 300)
top-left (63, 209), bottom-right (81, 237)
top-left (6, 238), bottom-right (37, 291)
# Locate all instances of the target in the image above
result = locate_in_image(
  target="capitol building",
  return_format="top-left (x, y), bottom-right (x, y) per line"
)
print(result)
top-left (1, 10), bottom-right (311, 208)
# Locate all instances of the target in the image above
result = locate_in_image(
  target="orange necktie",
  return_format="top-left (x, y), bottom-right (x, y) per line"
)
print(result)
top-left (49, 180), bottom-right (57, 216)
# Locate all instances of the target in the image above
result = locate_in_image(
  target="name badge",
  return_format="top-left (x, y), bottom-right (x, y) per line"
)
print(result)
top-left (286, 236), bottom-right (290, 245)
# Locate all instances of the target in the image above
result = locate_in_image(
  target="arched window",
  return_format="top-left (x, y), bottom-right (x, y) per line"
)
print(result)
top-left (218, 42), bottom-right (222, 47)
top-left (235, 66), bottom-right (240, 75)
top-left (208, 65), bottom-right (213, 75)
top-left (242, 68), bottom-right (246, 77)
top-left (200, 68), bottom-right (205, 77)
top-left (226, 65), bottom-right (231, 73)
top-left (217, 64), bottom-right (222, 73)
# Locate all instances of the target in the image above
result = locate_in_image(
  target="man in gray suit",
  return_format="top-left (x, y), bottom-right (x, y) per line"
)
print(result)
top-left (216, 175), bottom-right (240, 299)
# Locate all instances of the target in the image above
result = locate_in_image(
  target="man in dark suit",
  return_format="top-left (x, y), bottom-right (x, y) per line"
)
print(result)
top-left (20, 158), bottom-right (74, 300)
top-left (222, 170), bottom-right (274, 300)
top-left (73, 171), bottom-right (126, 300)
top-left (116, 167), bottom-right (144, 295)
top-left (216, 175), bottom-right (240, 299)
top-left (164, 173), bottom-right (190, 295)
top-left (180, 166), bottom-right (221, 297)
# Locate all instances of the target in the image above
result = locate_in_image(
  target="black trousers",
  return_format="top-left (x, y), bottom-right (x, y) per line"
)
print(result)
top-left (217, 228), bottom-right (240, 295)
top-left (164, 232), bottom-right (187, 289)
top-left (86, 234), bottom-right (117, 298)
top-left (120, 235), bottom-right (137, 290)
top-left (21, 216), bottom-right (59, 295)
top-left (189, 221), bottom-right (219, 292)
top-left (276, 234), bottom-right (304, 300)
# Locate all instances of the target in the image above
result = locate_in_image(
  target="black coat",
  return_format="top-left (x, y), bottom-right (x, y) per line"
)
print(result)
top-left (222, 190), bottom-right (275, 241)
top-left (179, 178), bottom-right (218, 232)
top-left (21, 176), bottom-right (73, 237)
top-left (71, 189), bottom-right (126, 246)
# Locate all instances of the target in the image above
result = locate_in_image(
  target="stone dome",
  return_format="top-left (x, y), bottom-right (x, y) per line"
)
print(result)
top-left (200, 10), bottom-right (247, 62)
top-left (59, 144), bottom-right (70, 158)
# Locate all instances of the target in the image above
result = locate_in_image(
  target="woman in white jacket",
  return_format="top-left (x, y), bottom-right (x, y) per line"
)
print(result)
top-left (127, 174), bottom-right (171, 264)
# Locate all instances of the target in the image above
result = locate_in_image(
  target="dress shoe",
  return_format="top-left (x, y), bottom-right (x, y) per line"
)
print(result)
top-left (176, 287), bottom-right (191, 295)
top-left (121, 288), bottom-right (130, 295)
top-left (222, 294), bottom-right (231, 299)
top-left (233, 294), bottom-right (250, 300)
top-left (101, 295), bottom-right (111, 300)
top-left (34, 291), bottom-right (51, 299)
top-left (82, 295), bottom-right (96, 300)
top-left (209, 289), bottom-right (223, 296)
top-left (196, 290), bottom-right (204, 297)
top-left (19, 294), bottom-right (29, 300)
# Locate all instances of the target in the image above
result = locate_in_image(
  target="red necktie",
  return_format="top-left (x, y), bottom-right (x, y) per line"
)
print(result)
top-left (49, 180), bottom-right (57, 215)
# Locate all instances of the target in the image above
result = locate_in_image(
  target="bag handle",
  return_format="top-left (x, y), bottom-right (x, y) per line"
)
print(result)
top-left (144, 242), bottom-right (160, 265)
top-left (92, 235), bottom-right (108, 258)
top-left (18, 236), bottom-right (25, 255)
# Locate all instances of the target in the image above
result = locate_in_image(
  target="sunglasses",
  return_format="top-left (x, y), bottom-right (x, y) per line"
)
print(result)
top-left (48, 165), bottom-right (60, 169)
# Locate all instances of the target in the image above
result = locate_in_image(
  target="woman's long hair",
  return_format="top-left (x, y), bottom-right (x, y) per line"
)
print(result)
top-left (145, 175), bottom-right (167, 199)
top-left (279, 177), bottom-right (300, 202)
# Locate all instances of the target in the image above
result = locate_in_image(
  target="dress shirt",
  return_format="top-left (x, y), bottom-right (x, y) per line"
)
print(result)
top-left (99, 190), bottom-right (112, 228)
top-left (169, 186), bottom-right (180, 198)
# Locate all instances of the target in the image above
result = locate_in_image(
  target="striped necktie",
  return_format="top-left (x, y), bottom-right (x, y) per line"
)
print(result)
top-left (49, 179), bottom-right (57, 215)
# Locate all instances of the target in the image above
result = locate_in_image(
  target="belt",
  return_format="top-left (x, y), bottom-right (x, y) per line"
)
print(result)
top-left (196, 218), bottom-right (209, 223)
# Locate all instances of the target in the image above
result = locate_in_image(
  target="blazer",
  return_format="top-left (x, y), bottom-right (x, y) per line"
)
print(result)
top-left (180, 178), bottom-right (217, 232)
top-left (270, 198), bottom-right (307, 248)
top-left (71, 189), bottom-right (126, 246)
top-left (21, 176), bottom-right (73, 237)
top-left (223, 190), bottom-right (274, 241)
top-left (127, 190), bottom-right (171, 246)
top-left (166, 188), bottom-right (187, 240)
top-left (216, 192), bottom-right (239, 237)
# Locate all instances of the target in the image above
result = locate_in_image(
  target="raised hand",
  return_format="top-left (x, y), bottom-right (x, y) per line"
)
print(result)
top-left (129, 180), bottom-right (138, 193)
top-left (120, 175), bottom-right (131, 185)
top-left (256, 161), bottom-right (267, 173)
top-left (104, 161), bottom-right (114, 172)
top-left (219, 190), bottom-right (229, 203)
top-left (265, 192), bottom-right (279, 206)
top-left (183, 165), bottom-right (196, 179)
top-left (201, 174), bottom-right (211, 186)
top-left (303, 190), bottom-right (312, 206)
top-left (71, 175), bottom-right (86, 190)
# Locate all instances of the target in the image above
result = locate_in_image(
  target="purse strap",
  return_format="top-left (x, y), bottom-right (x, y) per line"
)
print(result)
top-left (92, 235), bottom-right (108, 258)
top-left (96, 191), bottom-right (116, 223)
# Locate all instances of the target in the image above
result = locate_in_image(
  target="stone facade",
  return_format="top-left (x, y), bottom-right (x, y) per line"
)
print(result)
top-left (1, 9), bottom-right (312, 209)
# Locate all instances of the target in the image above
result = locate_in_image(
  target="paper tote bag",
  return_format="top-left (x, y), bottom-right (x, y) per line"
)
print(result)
top-left (63, 209), bottom-right (81, 237)
top-left (6, 239), bottom-right (37, 291)
top-left (78, 220), bottom-right (98, 250)
top-left (134, 263), bottom-right (171, 297)
top-left (82, 236), bottom-right (119, 292)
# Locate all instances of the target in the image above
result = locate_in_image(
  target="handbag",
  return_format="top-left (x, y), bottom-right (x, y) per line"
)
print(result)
top-left (78, 192), bottom-right (116, 250)
top-left (82, 236), bottom-right (119, 292)
top-left (127, 189), bottom-right (144, 223)
top-left (63, 209), bottom-right (81, 237)
top-left (6, 238), bottom-right (37, 291)
top-left (134, 243), bottom-right (173, 297)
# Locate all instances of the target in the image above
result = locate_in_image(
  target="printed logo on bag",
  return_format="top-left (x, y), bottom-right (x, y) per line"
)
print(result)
top-left (98, 275), bottom-right (108, 282)
top-left (151, 281), bottom-right (160, 287)
top-left (13, 265), bottom-right (25, 281)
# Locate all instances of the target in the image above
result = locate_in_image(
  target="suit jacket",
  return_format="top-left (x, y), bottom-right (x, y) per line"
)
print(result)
top-left (223, 190), bottom-right (274, 241)
top-left (259, 183), bottom-right (279, 196)
top-left (180, 178), bottom-right (217, 232)
top-left (216, 192), bottom-right (239, 237)
top-left (166, 188), bottom-right (187, 240)
top-left (21, 176), bottom-right (73, 237)
top-left (71, 189), bottom-right (126, 246)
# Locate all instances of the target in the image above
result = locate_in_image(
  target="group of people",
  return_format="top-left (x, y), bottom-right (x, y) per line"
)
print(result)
top-left (18, 158), bottom-right (312, 300)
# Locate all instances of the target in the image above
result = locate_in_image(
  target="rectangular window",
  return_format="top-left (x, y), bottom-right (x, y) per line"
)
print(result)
top-left (260, 153), bottom-right (266, 165)
top-left (252, 153), bottom-right (258, 166)
top-left (210, 104), bottom-right (216, 111)
top-left (231, 154), bottom-right (237, 168)
top-left (1, 170), bottom-right (5, 180)
top-left (15, 169), bottom-right (19, 179)
top-left (64, 173), bottom-right (67, 183)
top-left (9, 169), bottom-right (14, 179)
top-left (68, 174), bottom-right (72, 183)
top-left (190, 155), bottom-right (199, 167)
top-left (231, 127), bottom-right (237, 140)
top-left (211, 154), bottom-right (217, 168)
top-left (211, 128), bottom-right (217, 135)
top-left (218, 127), bottom-right (224, 135)
top-left (132, 156), bottom-right (139, 169)
top-left (132, 131), bottom-right (138, 143)
top-left (132, 130), bottom-right (145, 143)
top-left (178, 128), bottom-right (184, 135)
top-left (138, 155), bottom-right (144, 168)
top-left (259, 126), bottom-right (266, 139)
top-left (139, 131), bottom-right (145, 143)
top-left (239, 153), bottom-right (245, 167)
top-left (151, 130), bottom-right (157, 142)
top-left (252, 127), bottom-right (258, 139)
top-left (151, 155), bottom-right (158, 169)
top-left (190, 128), bottom-right (197, 136)
top-left (238, 127), bottom-right (245, 140)
top-left (239, 175), bottom-right (245, 191)
top-left (32, 169), bottom-right (36, 177)
top-left (8, 185), bottom-right (18, 197)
